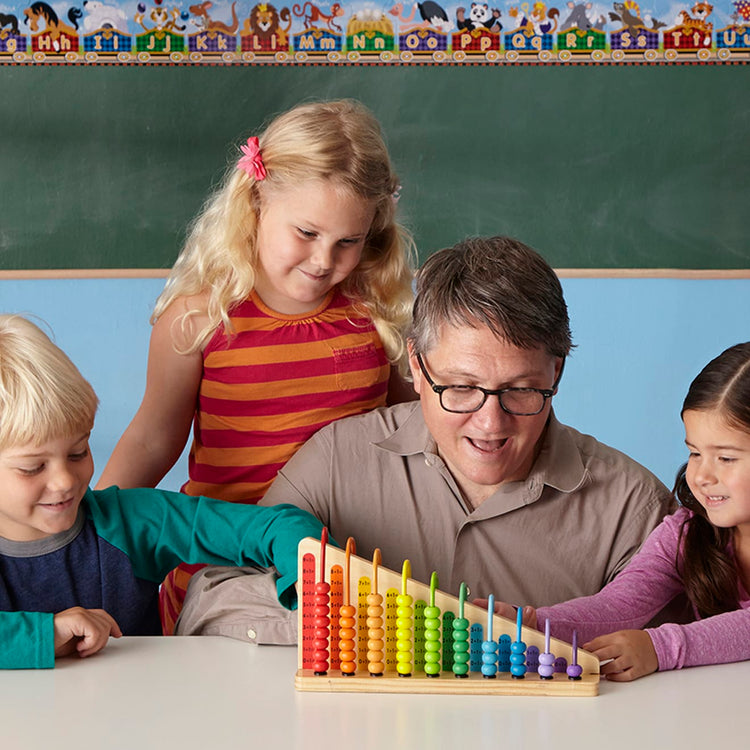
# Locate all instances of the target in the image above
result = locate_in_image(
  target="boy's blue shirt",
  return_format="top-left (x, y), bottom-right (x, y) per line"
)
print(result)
top-left (0, 486), bottom-right (324, 669)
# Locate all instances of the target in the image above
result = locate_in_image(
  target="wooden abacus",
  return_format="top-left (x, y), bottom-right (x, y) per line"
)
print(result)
top-left (296, 534), bottom-right (600, 696)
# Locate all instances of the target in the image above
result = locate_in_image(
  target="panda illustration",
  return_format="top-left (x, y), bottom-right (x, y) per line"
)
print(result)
top-left (456, 3), bottom-right (502, 32)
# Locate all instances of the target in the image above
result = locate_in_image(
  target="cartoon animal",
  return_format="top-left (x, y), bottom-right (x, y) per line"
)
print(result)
top-left (134, 1), bottom-right (186, 32)
top-left (417, 0), bottom-right (453, 30)
top-left (678, 1), bottom-right (713, 31)
top-left (0, 12), bottom-right (20, 35)
top-left (291, 2), bottom-right (344, 31)
top-left (82, 0), bottom-right (128, 32)
top-left (189, 0), bottom-right (239, 32)
top-left (244, 2), bottom-right (292, 43)
top-left (456, 3), bottom-right (502, 32)
top-left (24, 2), bottom-right (82, 38)
top-left (608, 1), bottom-right (665, 31)
top-left (390, 2), bottom-right (453, 32)
top-left (559, 1), bottom-right (605, 29)
top-left (508, 2), bottom-right (559, 33)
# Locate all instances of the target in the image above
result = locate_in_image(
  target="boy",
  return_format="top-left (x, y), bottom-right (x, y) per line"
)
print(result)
top-left (0, 314), bottom-right (324, 669)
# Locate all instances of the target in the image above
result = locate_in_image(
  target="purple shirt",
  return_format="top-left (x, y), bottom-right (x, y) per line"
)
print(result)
top-left (537, 507), bottom-right (750, 671)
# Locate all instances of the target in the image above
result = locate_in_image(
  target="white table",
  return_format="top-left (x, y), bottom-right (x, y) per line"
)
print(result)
top-left (1, 636), bottom-right (745, 749)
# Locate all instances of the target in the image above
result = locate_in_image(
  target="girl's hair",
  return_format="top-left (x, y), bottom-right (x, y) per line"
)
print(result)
top-left (154, 99), bottom-right (415, 367)
top-left (0, 314), bottom-right (98, 449)
top-left (675, 341), bottom-right (750, 617)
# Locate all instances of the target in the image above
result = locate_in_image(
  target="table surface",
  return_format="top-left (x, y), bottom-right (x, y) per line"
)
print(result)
top-left (1, 636), bottom-right (745, 750)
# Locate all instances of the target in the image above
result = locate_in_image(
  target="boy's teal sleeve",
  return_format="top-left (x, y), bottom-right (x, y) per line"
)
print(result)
top-left (86, 487), bottom-right (326, 608)
top-left (0, 612), bottom-right (54, 669)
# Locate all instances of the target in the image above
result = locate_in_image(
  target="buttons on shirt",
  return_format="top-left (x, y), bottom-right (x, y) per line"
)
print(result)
top-left (246, 628), bottom-right (257, 641)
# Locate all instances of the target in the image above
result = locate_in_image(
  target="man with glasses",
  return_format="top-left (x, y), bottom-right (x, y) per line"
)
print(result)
top-left (177, 237), bottom-right (674, 641)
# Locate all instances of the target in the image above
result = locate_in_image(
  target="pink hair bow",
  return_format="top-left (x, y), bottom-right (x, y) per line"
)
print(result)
top-left (237, 136), bottom-right (267, 181)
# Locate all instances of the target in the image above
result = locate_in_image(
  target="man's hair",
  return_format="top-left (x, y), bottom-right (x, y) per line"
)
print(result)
top-left (0, 314), bottom-right (98, 449)
top-left (407, 236), bottom-right (573, 358)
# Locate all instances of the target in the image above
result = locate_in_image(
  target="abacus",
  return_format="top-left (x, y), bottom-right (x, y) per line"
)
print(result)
top-left (296, 533), bottom-right (600, 696)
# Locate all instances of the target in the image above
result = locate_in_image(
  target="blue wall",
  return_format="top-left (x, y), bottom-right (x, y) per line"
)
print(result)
top-left (1, 277), bottom-right (748, 491)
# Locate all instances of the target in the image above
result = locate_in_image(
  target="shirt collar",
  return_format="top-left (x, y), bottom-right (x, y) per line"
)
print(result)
top-left (373, 401), bottom-right (433, 456)
top-left (0, 500), bottom-right (87, 558)
top-left (373, 405), bottom-right (588, 496)
top-left (529, 412), bottom-right (588, 494)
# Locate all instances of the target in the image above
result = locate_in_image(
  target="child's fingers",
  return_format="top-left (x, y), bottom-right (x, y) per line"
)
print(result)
top-left (584, 630), bottom-right (657, 682)
top-left (54, 607), bottom-right (122, 659)
top-left (76, 609), bottom-right (122, 657)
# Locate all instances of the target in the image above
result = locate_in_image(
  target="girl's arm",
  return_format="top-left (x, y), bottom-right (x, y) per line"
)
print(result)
top-left (534, 511), bottom-right (689, 645)
top-left (581, 606), bottom-right (750, 681)
top-left (645, 607), bottom-right (750, 671)
top-left (95, 296), bottom-right (207, 490)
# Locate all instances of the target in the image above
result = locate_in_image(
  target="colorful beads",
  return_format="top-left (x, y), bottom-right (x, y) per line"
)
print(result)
top-left (567, 629), bottom-right (584, 680)
top-left (423, 572), bottom-right (441, 677)
top-left (538, 618), bottom-right (555, 680)
top-left (338, 603), bottom-right (357, 674)
top-left (451, 582), bottom-right (470, 678)
top-left (366, 549), bottom-right (385, 676)
top-left (304, 533), bottom-right (590, 685)
top-left (510, 606), bottom-right (527, 679)
top-left (396, 560), bottom-right (414, 676)
top-left (481, 594), bottom-right (498, 678)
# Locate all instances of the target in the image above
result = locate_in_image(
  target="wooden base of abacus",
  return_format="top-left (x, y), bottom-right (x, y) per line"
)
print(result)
top-left (295, 537), bottom-right (600, 697)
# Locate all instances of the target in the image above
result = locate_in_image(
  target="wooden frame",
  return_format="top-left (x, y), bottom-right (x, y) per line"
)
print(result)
top-left (295, 537), bottom-right (600, 696)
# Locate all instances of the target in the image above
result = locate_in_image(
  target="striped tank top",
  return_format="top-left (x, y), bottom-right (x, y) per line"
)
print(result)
top-left (181, 287), bottom-right (391, 503)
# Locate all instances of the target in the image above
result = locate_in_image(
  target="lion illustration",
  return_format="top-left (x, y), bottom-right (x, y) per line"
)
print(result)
top-left (244, 3), bottom-right (292, 45)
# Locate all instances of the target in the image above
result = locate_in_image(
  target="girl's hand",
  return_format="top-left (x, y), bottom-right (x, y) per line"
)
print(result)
top-left (53, 607), bottom-right (123, 659)
top-left (472, 598), bottom-right (538, 628)
top-left (584, 629), bottom-right (658, 682)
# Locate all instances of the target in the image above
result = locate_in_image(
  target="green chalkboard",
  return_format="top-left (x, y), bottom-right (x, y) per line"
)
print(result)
top-left (0, 64), bottom-right (747, 270)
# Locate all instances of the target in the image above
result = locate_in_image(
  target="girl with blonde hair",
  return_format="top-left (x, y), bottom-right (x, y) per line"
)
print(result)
top-left (97, 99), bottom-right (416, 632)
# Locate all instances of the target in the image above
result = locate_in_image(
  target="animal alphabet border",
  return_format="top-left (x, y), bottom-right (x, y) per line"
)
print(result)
top-left (2, 0), bottom-right (748, 64)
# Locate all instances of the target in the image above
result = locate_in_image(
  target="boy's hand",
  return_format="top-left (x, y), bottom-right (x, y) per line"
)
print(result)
top-left (53, 607), bottom-right (123, 659)
top-left (472, 598), bottom-right (538, 629)
top-left (584, 629), bottom-right (658, 682)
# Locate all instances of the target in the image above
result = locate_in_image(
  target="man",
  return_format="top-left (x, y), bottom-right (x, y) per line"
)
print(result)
top-left (176, 236), bottom-right (674, 642)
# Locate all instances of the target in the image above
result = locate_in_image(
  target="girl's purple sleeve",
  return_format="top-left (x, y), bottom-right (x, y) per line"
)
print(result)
top-left (537, 507), bottom-right (750, 671)
top-left (647, 607), bottom-right (750, 670)
top-left (536, 510), bottom-right (688, 646)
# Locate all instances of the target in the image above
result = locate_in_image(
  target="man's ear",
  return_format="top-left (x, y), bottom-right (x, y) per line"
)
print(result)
top-left (552, 356), bottom-right (565, 394)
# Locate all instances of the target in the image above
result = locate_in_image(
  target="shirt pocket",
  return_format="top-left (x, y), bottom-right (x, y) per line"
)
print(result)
top-left (332, 342), bottom-right (385, 391)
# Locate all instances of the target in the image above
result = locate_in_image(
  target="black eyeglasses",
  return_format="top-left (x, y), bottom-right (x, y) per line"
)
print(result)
top-left (416, 353), bottom-right (563, 416)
